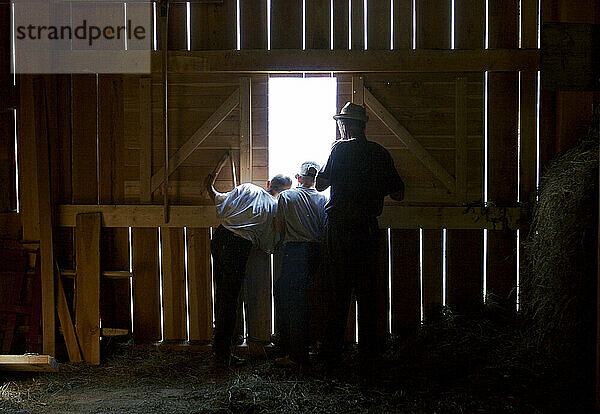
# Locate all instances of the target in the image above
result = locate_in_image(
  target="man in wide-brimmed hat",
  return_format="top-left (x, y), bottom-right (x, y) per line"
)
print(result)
top-left (316, 102), bottom-right (405, 367)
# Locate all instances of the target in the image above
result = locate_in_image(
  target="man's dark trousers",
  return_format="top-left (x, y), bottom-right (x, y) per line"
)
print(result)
top-left (211, 225), bottom-right (252, 360)
top-left (323, 217), bottom-right (379, 359)
top-left (274, 242), bottom-right (321, 363)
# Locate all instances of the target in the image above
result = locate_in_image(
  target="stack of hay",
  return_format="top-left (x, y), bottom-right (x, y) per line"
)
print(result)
top-left (521, 107), bottom-right (599, 396)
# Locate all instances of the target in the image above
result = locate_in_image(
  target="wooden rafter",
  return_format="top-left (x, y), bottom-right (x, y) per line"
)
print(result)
top-left (363, 87), bottom-right (457, 193)
top-left (150, 88), bottom-right (240, 193)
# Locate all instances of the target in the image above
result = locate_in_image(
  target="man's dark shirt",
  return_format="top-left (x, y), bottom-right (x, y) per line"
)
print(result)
top-left (317, 138), bottom-right (404, 221)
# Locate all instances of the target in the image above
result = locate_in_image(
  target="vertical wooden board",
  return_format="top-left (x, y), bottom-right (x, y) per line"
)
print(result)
top-left (486, 231), bottom-right (517, 302)
top-left (98, 75), bottom-right (125, 204)
top-left (333, 0), bottom-right (349, 49)
top-left (521, 0), bottom-right (539, 49)
top-left (52, 75), bottom-right (74, 270)
top-left (167, 3), bottom-right (187, 50)
top-left (139, 77), bottom-right (153, 203)
top-left (190, 0), bottom-right (237, 50)
top-left (367, 0), bottom-right (390, 50)
top-left (393, 0), bottom-right (413, 49)
top-left (132, 227), bottom-right (161, 342)
top-left (17, 76), bottom-right (40, 241)
top-left (539, 90), bottom-right (556, 174)
top-left (454, 0), bottom-right (485, 49)
top-left (391, 229), bottom-right (420, 337)
top-left (451, 1), bottom-right (486, 309)
top-left (306, 0), bottom-right (331, 49)
top-left (72, 75), bottom-right (98, 205)
top-left (271, 0), bottom-right (303, 49)
top-left (33, 78), bottom-right (56, 357)
top-left (241, 0), bottom-right (268, 49)
top-left (487, 1), bottom-right (518, 304)
top-left (98, 75), bottom-right (131, 331)
top-left (455, 77), bottom-right (468, 203)
top-left (375, 229), bottom-right (389, 342)
top-left (421, 229), bottom-right (442, 322)
top-left (520, 71), bottom-right (538, 204)
top-left (0, 111), bottom-right (15, 212)
top-left (160, 227), bottom-right (186, 341)
top-left (345, 296), bottom-right (357, 344)
top-left (244, 248), bottom-right (271, 342)
top-left (240, 77), bottom-right (252, 183)
top-left (446, 229), bottom-right (483, 313)
top-left (350, 0), bottom-right (364, 50)
top-left (187, 228), bottom-right (213, 343)
top-left (415, 0), bottom-right (449, 323)
top-left (416, 0), bottom-right (451, 49)
top-left (75, 213), bottom-right (101, 365)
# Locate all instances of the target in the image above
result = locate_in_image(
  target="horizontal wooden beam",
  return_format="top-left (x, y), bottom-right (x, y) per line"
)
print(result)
top-left (156, 49), bottom-right (540, 73)
top-left (0, 355), bottom-right (59, 372)
top-left (56, 204), bottom-right (525, 230)
top-left (60, 269), bottom-right (133, 280)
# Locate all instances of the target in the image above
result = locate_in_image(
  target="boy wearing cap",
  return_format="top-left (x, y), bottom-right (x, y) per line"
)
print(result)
top-left (273, 161), bottom-right (328, 366)
top-left (204, 153), bottom-right (292, 368)
top-left (316, 102), bottom-right (405, 364)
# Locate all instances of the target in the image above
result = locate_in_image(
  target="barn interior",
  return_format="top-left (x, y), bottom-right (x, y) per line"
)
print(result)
top-left (1, 0), bottom-right (599, 412)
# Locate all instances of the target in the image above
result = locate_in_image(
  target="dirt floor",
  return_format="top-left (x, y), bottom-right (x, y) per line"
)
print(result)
top-left (0, 310), bottom-right (592, 413)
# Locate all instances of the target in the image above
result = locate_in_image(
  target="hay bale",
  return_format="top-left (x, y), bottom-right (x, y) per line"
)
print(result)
top-left (521, 108), bottom-right (599, 370)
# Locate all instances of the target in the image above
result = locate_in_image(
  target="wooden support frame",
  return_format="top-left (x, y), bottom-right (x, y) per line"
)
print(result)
top-left (150, 88), bottom-right (240, 193)
top-left (239, 77), bottom-right (252, 183)
top-left (56, 204), bottom-right (524, 230)
top-left (364, 86), bottom-right (457, 193)
top-left (159, 49), bottom-right (540, 73)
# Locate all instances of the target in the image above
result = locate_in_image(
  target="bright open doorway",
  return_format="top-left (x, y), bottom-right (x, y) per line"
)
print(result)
top-left (268, 76), bottom-right (338, 182)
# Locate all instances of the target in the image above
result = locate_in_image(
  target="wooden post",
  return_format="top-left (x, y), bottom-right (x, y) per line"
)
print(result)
top-left (32, 78), bottom-right (56, 356)
top-left (75, 213), bottom-right (101, 365)
top-left (239, 77), bottom-right (252, 184)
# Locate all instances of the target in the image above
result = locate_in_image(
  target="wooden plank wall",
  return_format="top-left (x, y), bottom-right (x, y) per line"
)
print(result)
top-left (16, 1), bottom-right (541, 357)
